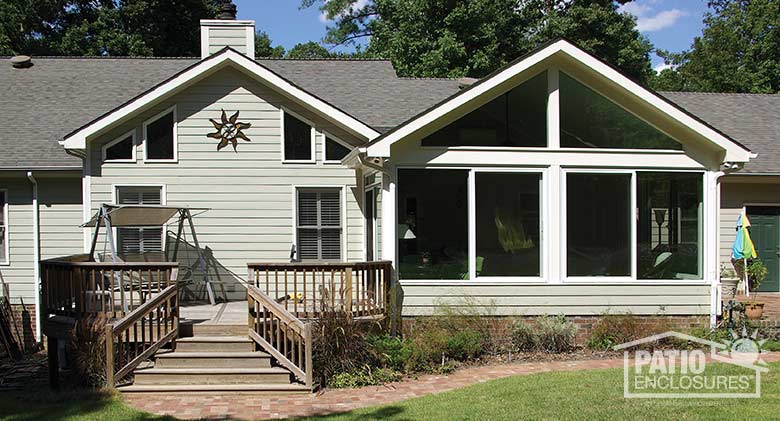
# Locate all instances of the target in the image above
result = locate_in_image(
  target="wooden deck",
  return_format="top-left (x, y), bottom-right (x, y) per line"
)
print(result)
top-left (180, 301), bottom-right (247, 325)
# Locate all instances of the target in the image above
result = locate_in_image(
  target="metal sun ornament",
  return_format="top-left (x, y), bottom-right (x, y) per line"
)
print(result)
top-left (208, 109), bottom-right (252, 151)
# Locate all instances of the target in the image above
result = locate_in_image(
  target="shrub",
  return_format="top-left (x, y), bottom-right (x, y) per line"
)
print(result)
top-left (430, 297), bottom-right (508, 354)
top-left (585, 313), bottom-right (675, 351)
top-left (511, 321), bottom-right (536, 351)
top-left (534, 315), bottom-right (576, 353)
top-left (312, 307), bottom-right (381, 386)
top-left (327, 366), bottom-right (403, 388)
top-left (446, 329), bottom-right (483, 360)
top-left (404, 324), bottom-right (450, 372)
top-left (368, 334), bottom-right (411, 371)
top-left (68, 316), bottom-right (108, 389)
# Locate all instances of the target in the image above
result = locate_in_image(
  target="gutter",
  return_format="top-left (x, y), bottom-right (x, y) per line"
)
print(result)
top-left (26, 171), bottom-right (41, 343)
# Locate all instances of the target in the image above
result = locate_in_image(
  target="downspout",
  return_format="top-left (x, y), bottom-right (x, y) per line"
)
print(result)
top-left (26, 171), bottom-right (41, 343)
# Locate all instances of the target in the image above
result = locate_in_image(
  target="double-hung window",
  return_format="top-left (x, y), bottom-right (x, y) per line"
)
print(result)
top-left (0, 190), bottom-right (7, 264)
top-left (296, 188), bottom-right (342, 261)
top-left (115, 186), bottom-right (164, 257)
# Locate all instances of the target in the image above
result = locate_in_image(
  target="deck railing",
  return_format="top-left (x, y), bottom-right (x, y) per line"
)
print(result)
top-left (247, 261), bottom-right (392, 319)
top-left (40, 254), bottom-right (179, 319)
top-left (106, 281), bottom-right (179, 386)
top-left (247, 284), bottom-right (312, 388)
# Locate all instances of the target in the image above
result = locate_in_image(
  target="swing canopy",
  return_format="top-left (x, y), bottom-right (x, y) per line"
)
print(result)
top-left (82, 204), bottom-right (209, 228)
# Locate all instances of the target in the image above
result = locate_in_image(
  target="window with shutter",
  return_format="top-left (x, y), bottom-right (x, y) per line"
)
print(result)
top-left (296, 189), bottom-right (342, 261)
top-left (115, 186), bottom-right (164, 256)
top-left (0, 190), bottom-right (7, 263)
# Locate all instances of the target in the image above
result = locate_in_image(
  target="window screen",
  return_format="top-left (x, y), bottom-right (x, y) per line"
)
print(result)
top-left (297, 189), bottom-right (342, 260)
top-left (105, 135), bottom-right (134, 161)
top-left (146, 111), bottom-right (175, 160)
top-left (116, 186), bottom-right (163, 255)
top-left (284, 113), bottom-right (313, 161)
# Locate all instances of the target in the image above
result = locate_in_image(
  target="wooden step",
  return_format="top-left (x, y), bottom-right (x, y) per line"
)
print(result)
top-left (175, 336), bottom-right (253, 352)
top-left (133, 367), bottom-right (291, 385)
top-left (155, 351), bottom-right (271, 368)
top-left (179, 322), bottom-right (247, 337)
top-left (118, 383), bottom-right (311, 395)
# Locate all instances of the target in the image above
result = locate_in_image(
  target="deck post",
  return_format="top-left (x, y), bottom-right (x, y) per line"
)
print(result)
top-left (344, 267), bottom-right (353, 313)
top-left (303, 323), bottom-right (313, 389)
top-left (105, 324), bottom-right (114, 387)
top-left (47, 335), bottom-right (59, 390)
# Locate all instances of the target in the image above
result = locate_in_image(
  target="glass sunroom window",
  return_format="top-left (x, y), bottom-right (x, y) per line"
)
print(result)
top-left (397, 169), bottom-right (469, 280)
top-left (637, 172), bottom-right (702, 280)
top-left (421, 72), bottom-right (547, 148)
top-left (476, 173), bottom-right (541, 277)
top-left (559, 72), bottom-right (682, 150)
top-left (567, 173), bottom-right (631, 277)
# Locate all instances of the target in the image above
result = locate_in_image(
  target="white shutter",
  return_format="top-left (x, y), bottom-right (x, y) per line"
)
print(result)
top-left (115, 186), bottom-right (164, 256)
top-left (296, 189), bottom-right (342, 261)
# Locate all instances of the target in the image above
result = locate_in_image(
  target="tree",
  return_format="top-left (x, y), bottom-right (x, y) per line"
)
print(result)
top-left (286, 41), bottom-right (331, 59)
top-left (0, 0), bottom-right (220, 56)
top-left (650, 0), bottom-right (780, 93)
top-left (303, 0), bottom-right (653, 82)
top-left (256, 31), bottom-right (285, 58)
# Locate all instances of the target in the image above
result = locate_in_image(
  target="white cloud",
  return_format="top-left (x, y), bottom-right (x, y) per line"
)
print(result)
top-left (618, 1), bottom-right (689, 33)
top-left (653, 62), bottom-right (674, 73)
top-left (637, 9), bottom-right (688, 32)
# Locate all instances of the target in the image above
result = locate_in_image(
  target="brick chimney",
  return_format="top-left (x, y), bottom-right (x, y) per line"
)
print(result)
top-left (200, 0), bottom-right (255, 59)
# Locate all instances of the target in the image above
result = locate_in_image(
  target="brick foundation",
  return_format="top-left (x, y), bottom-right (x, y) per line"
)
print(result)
top-left (1, 303), bottom-right (37, 352)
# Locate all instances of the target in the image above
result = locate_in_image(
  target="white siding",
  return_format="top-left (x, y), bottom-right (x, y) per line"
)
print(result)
top-left (89, 68), bottom-right (364, 299)
top-left (208, 27), bottom-right (249, 55)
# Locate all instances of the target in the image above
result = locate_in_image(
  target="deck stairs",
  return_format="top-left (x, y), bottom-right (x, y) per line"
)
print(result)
top-left (117, 322), bottom-right (311, 394)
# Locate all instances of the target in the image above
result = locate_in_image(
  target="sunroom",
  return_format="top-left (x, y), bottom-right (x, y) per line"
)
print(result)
top-left (350, 40), bottom-right (753, 321)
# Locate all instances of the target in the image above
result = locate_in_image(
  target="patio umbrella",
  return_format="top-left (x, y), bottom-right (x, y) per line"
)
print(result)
top-left (731, 212), bottom-right (757, 297)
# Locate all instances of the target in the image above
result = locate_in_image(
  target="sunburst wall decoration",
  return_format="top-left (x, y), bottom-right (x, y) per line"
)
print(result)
top-left (208, 109), bottom-right (252, 151)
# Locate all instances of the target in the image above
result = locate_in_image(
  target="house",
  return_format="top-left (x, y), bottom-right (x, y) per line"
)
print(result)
top-left (1, 3), bottom-right (779, 360)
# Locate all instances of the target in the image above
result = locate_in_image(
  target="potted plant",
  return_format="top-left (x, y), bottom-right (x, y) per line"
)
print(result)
top-left (720, 263), bottom-right (740, 298)
top-left (743, 258), bottom-right (768, 320)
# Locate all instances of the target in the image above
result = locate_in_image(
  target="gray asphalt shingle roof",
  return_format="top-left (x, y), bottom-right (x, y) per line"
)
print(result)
top-left (660, 92), bottom-right (780, 174)
top-left (0, 55), bottom-right (777, 173)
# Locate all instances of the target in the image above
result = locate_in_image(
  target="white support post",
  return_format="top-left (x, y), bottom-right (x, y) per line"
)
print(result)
top-left (381, 165), bottom-right (397, 270)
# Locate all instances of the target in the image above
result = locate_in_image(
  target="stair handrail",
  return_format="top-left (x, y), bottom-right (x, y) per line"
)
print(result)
top-left (106, 269), bottom-right (179, 386)
top-left (247, 283), bottom-right (313, 388)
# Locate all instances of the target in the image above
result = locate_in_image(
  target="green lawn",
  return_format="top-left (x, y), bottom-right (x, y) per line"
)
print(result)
top-left (2, 363), bottom-right (779, 421)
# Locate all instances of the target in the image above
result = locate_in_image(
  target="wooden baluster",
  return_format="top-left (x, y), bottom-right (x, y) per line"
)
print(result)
top-left (105, 324), bottom-right (114, 386)
top-left (345, 267), bottom-right (353, 314)
top-left (302, 270), bottom-right (308, 318)
top-left (276, 314), bottom-right (281, 352)
top-left (283, 270), bottom-right (288, 311)
top-left (265, 269), bottom-right (270, 296)
top-left (293, 269), bottom-right (298, 317)
top-left (330, 269), bottom-right (335, 310)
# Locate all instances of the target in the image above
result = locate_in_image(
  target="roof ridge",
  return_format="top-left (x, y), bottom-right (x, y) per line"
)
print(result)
top-left (661, 90), bottom-right (780, 97)
top-left (2, 55), bottom-right (197, 60)
top-left (256, 57), bottom-right (390, 62)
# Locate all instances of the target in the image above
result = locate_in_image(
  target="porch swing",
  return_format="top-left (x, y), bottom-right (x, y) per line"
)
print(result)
top-left (83, 204), bottom-right (224, 306)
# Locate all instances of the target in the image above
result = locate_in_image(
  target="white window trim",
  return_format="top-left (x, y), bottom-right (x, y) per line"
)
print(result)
top-left (101, 129), bottom-right (137, 163)
top-left (111, 183), bottom-right (168, 254)
top-left (561, 168), bottom-right (708, 285)
top-left (321, 131), bottom-right (353, 164)
top-left (292, 185), bottom-right (347, 262)
top-left (395, 166), bottom-right (547, 284)
top-left (281, 108), bottom-right (316, 164)
top-left (0, 189), bottom-right (9, 266)
top-left (142, 105), bottom-right (178, 163)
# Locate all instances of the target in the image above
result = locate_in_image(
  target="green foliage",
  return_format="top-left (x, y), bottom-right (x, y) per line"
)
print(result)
top-left (446, 330), bottom-right (484, 360)
top-left (256, 31), bottom-right (285, 58)
top-left (302, 0), bottom-right (653, 82)
top-left (67, 316), bottom-right (108, 389)
top-left (0, 0), bottom-right (220, 56)
top-left (650, 0), bottom-right (780, 93)
top-left (762, 341), bottom-right (780, 352)
top-left (367, 334), bottom-right (411, 371)
top-left (286, 41), bottom-right (331, 59)
top-left (586, 313), bottom-right (643, 351)
top-left (748, 258), bottom-right (769, 292)
top-left (511, 321), bottom-right (537, 351)
top-left (534, 315), bottom-right (577, 353)
top-left (327, 366), bottom-right (403, 388)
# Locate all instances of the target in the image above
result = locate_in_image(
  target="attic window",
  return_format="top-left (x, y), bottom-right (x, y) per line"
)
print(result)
top-left (102, 130), bottom-right (135, 162)
top-left (282, 111), bottom-right (315, 162)
top-left (324, 136), bottom-right (350, 163)
top-left (144, 107), bottom-right (177, 161)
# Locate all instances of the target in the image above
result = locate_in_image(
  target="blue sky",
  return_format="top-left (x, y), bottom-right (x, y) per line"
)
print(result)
top-left (235, 0), bottom-right (709, 71)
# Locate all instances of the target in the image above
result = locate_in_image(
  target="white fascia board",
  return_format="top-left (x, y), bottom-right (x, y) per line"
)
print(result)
top-left (61, 49), bottom-right (379, 150)
top-left (366, 39), bottom-right (752, 163)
